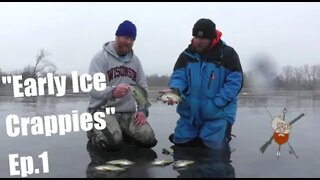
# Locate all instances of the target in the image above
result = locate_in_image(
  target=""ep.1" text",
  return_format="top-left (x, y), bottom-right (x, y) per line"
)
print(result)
top-left (9, 151), bottom-right (49, 178)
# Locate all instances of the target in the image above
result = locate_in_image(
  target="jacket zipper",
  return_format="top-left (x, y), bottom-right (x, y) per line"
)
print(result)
top-left (188, 69), bottom-right (191, 85)
top-left (207, 70), bottom-right (213, 89)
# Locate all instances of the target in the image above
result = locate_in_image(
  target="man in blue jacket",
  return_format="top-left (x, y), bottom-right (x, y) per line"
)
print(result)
top-left (160, 18), bottom-right (243, 149)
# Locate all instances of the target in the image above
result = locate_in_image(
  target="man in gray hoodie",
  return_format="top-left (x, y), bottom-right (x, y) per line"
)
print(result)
top-left (87, 20), bottom-right (157, 151)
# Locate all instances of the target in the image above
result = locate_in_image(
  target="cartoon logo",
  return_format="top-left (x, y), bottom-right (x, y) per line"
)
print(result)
top-left (259, 108), bottom-right (304, 159)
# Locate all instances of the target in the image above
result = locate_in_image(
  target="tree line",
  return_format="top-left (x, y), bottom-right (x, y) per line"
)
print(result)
top-left (1, 49), bottom-right (320, 90)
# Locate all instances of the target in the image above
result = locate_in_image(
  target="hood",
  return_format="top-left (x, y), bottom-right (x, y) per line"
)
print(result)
top-left (209, 29), bottom-right (222, 51)
top-left (189, 29), bottom-right (223, 53)
top-left (103, 41), bottom-right (134, 63)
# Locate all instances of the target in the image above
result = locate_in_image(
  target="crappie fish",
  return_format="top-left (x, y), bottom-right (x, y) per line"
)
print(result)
top-left (151, 159), bottom-right (174, 166)
top-left (95, 164), bottom-right (125, 172)
top-left (106, 159), bottom-right (135, 166)
top-left (162, 147), bottom-right (174, 156)
top-left (173, 160), bottom-right (194, 169)
top-left (129, 84), bottom-right (151, 108)
top-left (158, 90), bottom-right (182, 102)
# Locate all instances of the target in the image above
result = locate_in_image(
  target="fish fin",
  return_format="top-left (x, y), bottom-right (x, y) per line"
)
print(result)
top-left (146, 101), bottom-right (152, 108)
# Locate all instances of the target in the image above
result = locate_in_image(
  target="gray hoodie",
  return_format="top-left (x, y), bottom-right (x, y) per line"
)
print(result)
top-left (88, 41), bottom-right (148, 113)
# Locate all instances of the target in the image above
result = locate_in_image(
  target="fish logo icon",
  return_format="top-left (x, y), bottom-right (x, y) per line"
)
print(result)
top-left (259, 108), bottom-right (304, 159)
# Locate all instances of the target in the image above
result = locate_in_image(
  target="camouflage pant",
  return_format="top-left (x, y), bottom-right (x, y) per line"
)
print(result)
top-left (87, 110), bottom-right (157, 151)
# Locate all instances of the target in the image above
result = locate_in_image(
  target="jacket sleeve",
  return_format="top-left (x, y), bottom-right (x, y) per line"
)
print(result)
top-left (169, 53), bottom-right (188, 96)
top-left (135, 57), bottom-right (148, 91)
top-left (213, 48), bottom-right (243, 107)
top-left (88, 51), bottom-right (114, 100)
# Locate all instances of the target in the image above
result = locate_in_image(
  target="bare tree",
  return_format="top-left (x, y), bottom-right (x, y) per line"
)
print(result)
top-left (146, 74), bottom-right (171, 87)
top-left (22, 65), bottom-right (36, 80)
top-left (315, 64), bottom-right (320, 81)
top-left (32, 49), bottom-right (57, 77)
top-left (310, 65), bottom-right (317, 83)
top-left (281, 65), bottom-right (294, 88)
top-left (314, 64), bottom-right (320, 88)
top-left (303, 64), bottom-right (311, 83)
top-left (293, 66), bottom-right (303, 88)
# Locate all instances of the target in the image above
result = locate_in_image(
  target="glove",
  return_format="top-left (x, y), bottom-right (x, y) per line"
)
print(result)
top-left (112, 83), bottom-right (129, 98)
top-left (134, 111), bottom-right (147, 127)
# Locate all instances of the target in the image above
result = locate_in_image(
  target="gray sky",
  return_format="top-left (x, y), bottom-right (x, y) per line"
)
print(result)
top-left (1, 2), bottom-right (320, 76)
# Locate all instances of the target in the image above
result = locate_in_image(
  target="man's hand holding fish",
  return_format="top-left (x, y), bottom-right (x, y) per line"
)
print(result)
top-left (158, 88), bottom-right (182, 105)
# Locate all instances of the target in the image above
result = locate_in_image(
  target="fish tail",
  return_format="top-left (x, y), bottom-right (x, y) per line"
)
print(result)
top-left (146, 101), bottom-right (152, 107)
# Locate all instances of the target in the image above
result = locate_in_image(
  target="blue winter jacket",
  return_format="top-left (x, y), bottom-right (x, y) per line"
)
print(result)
top-left (169, 39), bottom-right (243, 144)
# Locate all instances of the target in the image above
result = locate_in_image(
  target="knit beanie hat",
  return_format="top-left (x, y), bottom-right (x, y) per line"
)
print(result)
top-left (192, 18), bottom-right (216, 40)
top-left (115, 20), bottom-right (137, 40)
